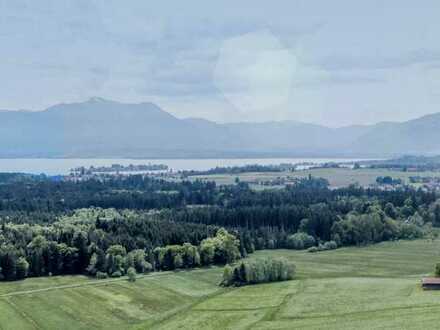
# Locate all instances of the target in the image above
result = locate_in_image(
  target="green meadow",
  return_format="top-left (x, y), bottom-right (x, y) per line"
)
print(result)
top-left (1, 239), bottom-right (440, 329)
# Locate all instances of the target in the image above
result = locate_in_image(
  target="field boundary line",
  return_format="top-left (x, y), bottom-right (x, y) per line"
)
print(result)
top-left (244, 280), bottom-right (305, 329)
top-left (192, 306), bottom-right (274, 312)
top-left (134, 287), bottom-right (231, 329)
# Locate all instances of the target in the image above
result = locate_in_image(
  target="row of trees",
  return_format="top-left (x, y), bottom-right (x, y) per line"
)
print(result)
top-left (87, 246), bottom-right (153, 278)
top-left (221, 257), bottom-right (295, 286)
top-left (153, 229), bottom-right (240, 270)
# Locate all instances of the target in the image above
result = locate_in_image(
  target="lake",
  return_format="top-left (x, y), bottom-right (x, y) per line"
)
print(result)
top-left (0, 158), bottom-right (372, 175)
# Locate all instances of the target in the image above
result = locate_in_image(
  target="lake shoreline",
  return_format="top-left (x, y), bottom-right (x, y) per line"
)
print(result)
top-left (0, 157), bottom-right (376, 176)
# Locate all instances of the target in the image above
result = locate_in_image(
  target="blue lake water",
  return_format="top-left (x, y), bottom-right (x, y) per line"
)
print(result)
top-left (0, 158), bottom-right (372, 175)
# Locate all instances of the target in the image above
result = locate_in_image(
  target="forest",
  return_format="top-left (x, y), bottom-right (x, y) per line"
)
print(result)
top-left (0, 173), bottom-right (439, 281)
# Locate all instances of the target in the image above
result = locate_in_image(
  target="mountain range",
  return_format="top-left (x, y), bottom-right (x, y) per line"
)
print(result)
top-left (1, 97), bottom-right (439, 158)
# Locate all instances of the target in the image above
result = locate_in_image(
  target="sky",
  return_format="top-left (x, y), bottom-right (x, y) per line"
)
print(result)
top-left (1, 0), bottom-right (440, 127)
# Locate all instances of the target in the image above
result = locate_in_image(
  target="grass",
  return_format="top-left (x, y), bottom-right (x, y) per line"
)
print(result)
top-left (190, 167), bottom-right (440, 188)
top-left (2, 240), bottom-right (440, 329)
top-left (0, 269), bottom-right (223, 330)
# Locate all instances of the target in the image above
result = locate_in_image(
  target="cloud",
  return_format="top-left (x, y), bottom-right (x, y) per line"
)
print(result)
top-left (313, 49), bottom-right (440, 71)
top-left (293, 73), bottom-right (385, 88)
top-left (1, 0), bottom-right (440, 126)
top-left (213, 30), bottom-right (297, 113)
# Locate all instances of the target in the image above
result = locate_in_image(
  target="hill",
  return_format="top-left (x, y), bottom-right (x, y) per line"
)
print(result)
top-left (1, 98), bottom-right (439, 158)
top-left (350, 113), bottom-right (440, 156)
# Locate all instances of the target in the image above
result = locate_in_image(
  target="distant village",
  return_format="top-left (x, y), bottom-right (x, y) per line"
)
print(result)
top-left (66, 163), bottom-right (170, 182)
top-left (60, 157), bottom-right (440, 192)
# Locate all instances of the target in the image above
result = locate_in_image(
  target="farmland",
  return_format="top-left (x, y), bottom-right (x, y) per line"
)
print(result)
top-left (190, 167), bottom-right (440, 188)
top-left (1, 239), bottom-right (440, 329)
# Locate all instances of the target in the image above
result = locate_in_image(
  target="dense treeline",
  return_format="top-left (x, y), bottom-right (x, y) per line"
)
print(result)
top-left (0, 174), bottom-right (432, 211)
top-left (368, 155), bottom-right (440, 171)
top-left (0, 174), bottom-right (435, 213)
top-left (0, 208), bottom-right (222, 281)
top-left (0, 175), bottom-right (217, 212)
top-left (0, 173), bottom-right (40, 184)
top-left (180, 164), bottom-right (291, 176)
top-left (0, 174), bottom-right (439, 281)
top-left (157, 192), bottom-right (438, 248)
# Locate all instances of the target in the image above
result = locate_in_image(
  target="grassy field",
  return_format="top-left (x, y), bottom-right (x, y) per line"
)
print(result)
top-left (1, 240), bottom-right (440, 329)
top-left (190, 168), bottom-right (440, 188)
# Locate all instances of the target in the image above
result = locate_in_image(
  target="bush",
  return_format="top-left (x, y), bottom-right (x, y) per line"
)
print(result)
top-left (200, 228), bottom-right (241, 265)
top-left (96, 271), bottom-right (108, 280)
top-left (141, 261), bottom-right (153, 273)
top-left (307, 246), bottom-right (319, 253)
top-left (111, 271), bottom-right (122, 278)
top-left (307, 241), bottom-right (337, 253)
top-left (398, 223), bottom-right (424, 240)
top-left (435, 263), bottom-right (440, 277)
top-left (323, 241), bottom-right (338, 250)
top-left (126, 249), bottom-right (153, 273)
top-left (16, 257), bottom-right (29, 280)
top-left (221, 257), bottom-right (295, 287)
top-left (127, 267), bottom-right (137, 282)
top-left (174, 254), bottom-right (183, 269)
top-left (286, 232), bottom-right (316, 250)
top-left (221, 264), bottom-right (234, 286)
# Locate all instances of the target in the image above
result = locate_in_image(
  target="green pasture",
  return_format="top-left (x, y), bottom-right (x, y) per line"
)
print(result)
top-left (1, 239), bottom-right (440, 329)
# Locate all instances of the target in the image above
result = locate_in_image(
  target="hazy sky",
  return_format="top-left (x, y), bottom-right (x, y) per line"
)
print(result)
top-left (1, 0), bottom-right (440, 127)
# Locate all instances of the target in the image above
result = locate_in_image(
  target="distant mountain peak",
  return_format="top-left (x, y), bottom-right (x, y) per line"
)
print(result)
top-left (83, 98), bottom-right (161, 111)
top-left (87, 96), bottom-right (113, 103)
top-left (1, 98), bottom-right (440, 158)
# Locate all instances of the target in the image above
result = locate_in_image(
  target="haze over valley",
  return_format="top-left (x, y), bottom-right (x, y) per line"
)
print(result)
top-left (1, 97), bottom-right (439, 159)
